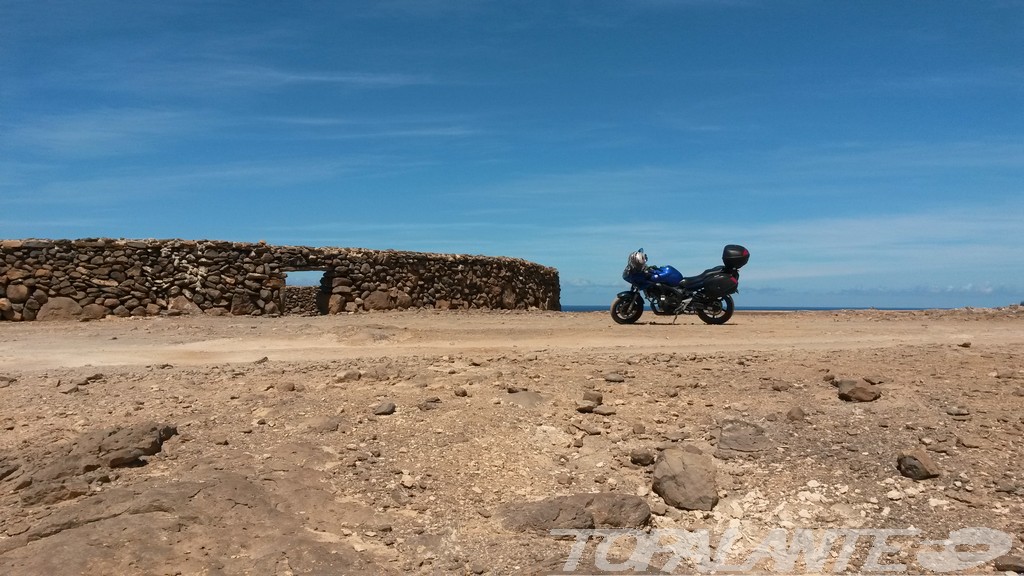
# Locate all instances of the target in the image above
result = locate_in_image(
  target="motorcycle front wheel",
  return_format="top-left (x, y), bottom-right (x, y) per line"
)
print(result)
top-left (696, 294), bottom-right (734, 325)
top-left (610, 295), bottom-right (644, 324)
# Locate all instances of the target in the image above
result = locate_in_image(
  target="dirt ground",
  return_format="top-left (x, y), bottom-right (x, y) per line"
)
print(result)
top-left (1, 307), bottom-right (1023, 575)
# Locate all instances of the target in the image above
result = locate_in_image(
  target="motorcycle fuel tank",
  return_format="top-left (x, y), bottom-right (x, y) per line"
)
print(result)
top-left (648, 265), bottom-right (683, 286)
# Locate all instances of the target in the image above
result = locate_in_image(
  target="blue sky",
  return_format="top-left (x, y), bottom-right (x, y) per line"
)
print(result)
top-left (2, 1), bottom-right (1022, 308)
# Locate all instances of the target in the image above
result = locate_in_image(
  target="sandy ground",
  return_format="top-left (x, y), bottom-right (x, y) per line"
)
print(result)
top-left (1, 308), bottom-right (1022, 575)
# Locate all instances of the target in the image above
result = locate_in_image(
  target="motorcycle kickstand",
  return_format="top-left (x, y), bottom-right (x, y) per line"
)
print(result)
top-left (672, 314), bottom-right (679, 324)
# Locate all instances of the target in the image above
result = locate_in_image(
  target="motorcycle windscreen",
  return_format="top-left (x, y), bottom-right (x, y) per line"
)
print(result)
top-left (648, 265), bottom-right (683, 286)
top-left (702, 272), bottom-right (739, 297)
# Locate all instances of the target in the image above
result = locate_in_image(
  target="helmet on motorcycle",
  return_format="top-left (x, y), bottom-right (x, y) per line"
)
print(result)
top-left (628, 249), bottom-right (647, 271)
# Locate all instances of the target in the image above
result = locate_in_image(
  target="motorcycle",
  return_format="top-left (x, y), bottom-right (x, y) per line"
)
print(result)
top-left (610, 245), bottom-right (750, 325)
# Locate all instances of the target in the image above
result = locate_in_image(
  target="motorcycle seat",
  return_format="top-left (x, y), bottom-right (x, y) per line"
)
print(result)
top-left (680, 266), bottom-right (726, 287)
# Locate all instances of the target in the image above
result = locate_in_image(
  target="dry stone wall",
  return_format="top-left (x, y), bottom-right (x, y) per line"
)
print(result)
top-left (0, 239), bottom-right (560, 321)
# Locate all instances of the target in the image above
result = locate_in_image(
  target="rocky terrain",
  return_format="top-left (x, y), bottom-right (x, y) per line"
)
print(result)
top-left (0, 307), bottom-right (1022, 575)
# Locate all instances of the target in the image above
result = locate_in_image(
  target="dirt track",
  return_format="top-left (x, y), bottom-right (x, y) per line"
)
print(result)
top-left (1, 308), bottom-right (1022, 574)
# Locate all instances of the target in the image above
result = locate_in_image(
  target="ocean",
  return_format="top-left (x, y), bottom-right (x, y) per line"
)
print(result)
top-left (561, 305), bottom-right (933, 312)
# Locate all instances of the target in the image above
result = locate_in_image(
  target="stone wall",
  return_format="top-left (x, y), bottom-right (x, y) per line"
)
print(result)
top-left (0, 239), bottom-right (560, 321)
top-left (282, 286), bottom-right (322, 316)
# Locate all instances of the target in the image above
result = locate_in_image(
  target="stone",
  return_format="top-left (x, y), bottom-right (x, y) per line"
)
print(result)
top-left (167, 295), bottom-right (203, 315)
top-left (335, 369), bottom-right (362, 383)
top-left (838, 380), bottom-right (881, 402)
top-left (36, 297), bottom-right (83, 321)
top-left (363, 290), bottom-right (393, 310)
top-left (897, 449), bottom-right (941, 480)
top-left (328, 294), bottom-right (347, 314)
top-left (230, 294), bottom-right (257, 316)
top-left (786, 406), bottom-right (807, 421)
top-left (629, 448), bottom-right (656, 466)
top-left (502, 493), bottom-right (650, 531)
top-left (506, 391), bottom-right (546, 409)
top-left (603, 373), bottom-right (625, 383)
top-left (6, 284), bottom-right (30, 304)
top-left (592, 405), bottom-right (617, 416)
top-left (373, 402), bottom-right (397, 416)
top-left (716, 419), bottom-right (770, 458)
top-left (652, 448), bottom-right (719, 511)
top-left (80, 304), bottom-right (110, 320)
top-left (582, 391), bottom-right (603, 404)
top-left (993, 555), bottom-right (1024, 573)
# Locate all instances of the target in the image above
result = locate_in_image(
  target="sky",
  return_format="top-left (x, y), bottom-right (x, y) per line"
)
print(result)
top-left (2, 1), bottom-right (1022, 308)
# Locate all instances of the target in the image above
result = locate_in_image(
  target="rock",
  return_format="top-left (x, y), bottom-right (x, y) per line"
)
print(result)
top-left (603, 373), bottom-right (625, 383)
top-left (786, 406), bottom-right (806, 421)
top-left (897, 449), bottom-right (941, 480)
top-left (302, 415), bottom-right (345, 433)
top-left (945, 406), bottom-right (970, 416)
top-left (0, 298), bottom-right (13, 320)
top-left (5, 284), bottom-right (30, 304)
top-left (363, 290), bottom-right (393, 310)
top-left (80, 304), bottom-right (110, 320)
top-left (506, 390), bottom-right (546, 409)
top-left (454, 386), bottom-right (468, 397)
top-left (575, 400), bottom-right (598, 413)
top-left (502, 493), bottom-right (650, 531)
top-left (57, 381), bottom-right (80, 394)
top-left (335, 369), bottom-right (361, 383)
top-left (36, 297), bottom-right (83, 321)
top-left (838, 380), bottom-right (881, 402)
top-left (373, 402), bottom-right (396, 416)
top-left (629, 448), bottom-right (655, 466)
top-left (582, 391), bottom-right (603, 404)
top-left (956, 435), bottom-right (983, 448)
top-left (4, 422), bottom-right (177, 506)
top-left (100, 423), bottom-right (178, 467)
top-left (652, 448), bottom-right (719, 511)
top-left (993, 555), bottom-right (1024, 573)
top-left (167, 295), bottom-right (203, 315)
top-left (417, 397), bottom-right (442, 411)
top-left (716, 419), bottom-right (770, 458)
top-left (592, 405), bottom-right (617, 416)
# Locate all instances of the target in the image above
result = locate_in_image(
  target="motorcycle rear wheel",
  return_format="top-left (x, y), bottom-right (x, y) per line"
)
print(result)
top-left (696, 294), bottom-right (734, 325)
top-left (610, 295), bottom-right (644, 324)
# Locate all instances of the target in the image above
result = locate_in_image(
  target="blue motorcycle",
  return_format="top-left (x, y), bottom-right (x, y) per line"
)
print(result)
top-left (611, 245), bottom-right (749, 325)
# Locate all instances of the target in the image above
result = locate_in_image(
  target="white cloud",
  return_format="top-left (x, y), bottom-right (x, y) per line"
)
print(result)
top-left (3, 108), bottom-right (202, 157)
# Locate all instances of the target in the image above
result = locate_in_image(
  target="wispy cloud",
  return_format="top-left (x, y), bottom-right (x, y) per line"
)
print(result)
top-left (264, 114), bottom-right (483, 139)
top-left (2, 108), bottom-right (205, 157)
top-left (1, 155), bottom-right (405, 206)
top-left (214, 66), bottom-right (434, 89)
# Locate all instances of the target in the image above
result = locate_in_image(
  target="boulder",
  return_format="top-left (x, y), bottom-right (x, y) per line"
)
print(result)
top-left (81, 304), bottom-right (110, 320)
top-left (503, 493), bottom-right (650, 531)
top-left (363, 290), bottom-right (393, 310)
top-left (36, 297), bottom-right (83, 321)
top-left (6, 284), bottom-right (30, 304)
top-left (897, 449), bottom-right (941, 480)
top-left (838, 380), bottom-right (881, 402)
top-left (167, 295), bottom-right (203, 315)
top-left (652, 448), bottom-right (719, 511)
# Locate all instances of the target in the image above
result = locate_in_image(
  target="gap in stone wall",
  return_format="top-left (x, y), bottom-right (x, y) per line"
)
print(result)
top-left (282, 270), bottom-right (329, 316)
